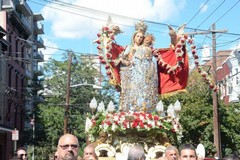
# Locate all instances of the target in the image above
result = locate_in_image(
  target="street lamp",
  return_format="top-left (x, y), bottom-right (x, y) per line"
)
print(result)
top-left (70, 83), bottom-right (102, 89)
top-left (89, 97), bottom-right (97, 114)
top-left (156, 100), bottom-right (164, 116)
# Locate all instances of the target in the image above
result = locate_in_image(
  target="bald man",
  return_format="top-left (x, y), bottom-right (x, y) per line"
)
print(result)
top-left (127, 145), bottom-right (146, 160)
top-left (57, 134), bottom-right (79, 160)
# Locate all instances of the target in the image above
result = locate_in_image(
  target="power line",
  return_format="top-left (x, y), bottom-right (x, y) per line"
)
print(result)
top-left (214, 0), bottom-right (240, 24)
top-left (187, 0), bottom-right (210, 25)
top-left (27, 0), bottom-right (240, 36)
top-left (196, 0), bottom-right (226, 29)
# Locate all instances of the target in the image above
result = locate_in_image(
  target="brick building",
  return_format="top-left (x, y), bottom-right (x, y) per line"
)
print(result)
top-left (0, 0), bottom-right (44, 159)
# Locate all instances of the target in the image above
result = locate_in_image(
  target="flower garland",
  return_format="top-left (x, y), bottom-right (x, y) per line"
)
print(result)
top-left (94, 25), bottom-right (218, 92)
top-left (156, 34), bottom-right (218, 92)
top-left (94, 26), bottom-right (117, 81)
top-left (86, 111), bottom-right (181, 143)
top-left (187, 36), bottom-right (218, 92)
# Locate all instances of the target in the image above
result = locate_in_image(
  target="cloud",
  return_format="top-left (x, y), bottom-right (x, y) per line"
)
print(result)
top-left (39, 38), bottom-right (58, 61)
top-left (41, 0), bottom-right (187, 39)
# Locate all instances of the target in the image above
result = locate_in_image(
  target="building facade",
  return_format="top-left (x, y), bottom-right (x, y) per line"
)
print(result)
top-left (0, 0), bottom-right (44, 159)
top-left (218, 49), bottom-right (240, 104)
top-left (205, 49), bottom-right (240, 104)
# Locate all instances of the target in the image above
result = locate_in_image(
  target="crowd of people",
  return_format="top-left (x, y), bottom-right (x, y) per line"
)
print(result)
top-left (13, 133), bottom-right (240, 160)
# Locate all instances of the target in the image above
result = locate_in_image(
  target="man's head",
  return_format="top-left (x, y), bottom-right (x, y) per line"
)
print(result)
top-left (164, 146), bottom-right (178, 160)
top-left (127, 145), bottom-right (146, 160)
top-left (57, 134), bottom-right (79, 160)
top-left (16, 147), bottom-right (27, 160)
top-left (83, 145), bottom-right (98, 160)
top-left (179, 144), bottom-right (197, 160)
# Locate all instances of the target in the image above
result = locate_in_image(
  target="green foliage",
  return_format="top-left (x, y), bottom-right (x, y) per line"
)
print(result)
top-left (32, 52), bottom-right (117, 157)
top-left (162, 69), bottom-right (240, 157)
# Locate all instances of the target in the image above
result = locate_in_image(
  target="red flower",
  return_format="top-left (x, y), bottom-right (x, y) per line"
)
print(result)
top-left (110, 35), bottom-right (115, 40)
top-left (177, 56), bottom-right (183, 61)
top-left (188, 39), bottom-right (193, 44)
top-left (180, 39), bottom-right (185, 43)
top-left (106, 71), bottom-right (112, 75)
top-left (95, 39), bottom-right (101, 44)
top-left (147, 124), bottom-right (152, 128)
top-left (103, 27), bottom-right (109, 31)
top-left (210, 84), bottom-right (214, 89)
top-left (99, 56), bottom-right (103, 60)
top-left (105, 65), bottom-right (110, 69)
top-left (176, 48), bottom-right (182, 53)
top-left (106, 121), bottom-right (111, 125)
top-left (192, 49), bottom-right (196, 55)
top-left (100, 59), bottom-right (106, 64)
top-left (91, 119), bottom-right (96, 126)
top-left (176, 43), bottom-right (182, 48)
top-left (97, 46), bottom-right (102, 50)
top-left (132, 121), bottom-right (138, 128)
top-left (194, 55), bottom-right (198, 59)
top-left (139, 121), bottom-right (144, 128)
top-left (154, 115), bottom-right (159, 121)
top-left (147, 114), bottom-right (153, 120)
top-left (106, 53), bottom-right (112, 59)
top-left (97, 33), bottom-right (101, 37)
top-left (202, 73), bottom-right (206, 77)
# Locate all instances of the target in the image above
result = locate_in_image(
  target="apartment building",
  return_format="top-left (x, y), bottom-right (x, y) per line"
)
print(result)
top-left (204, 49), bottom-right (240, 104)
top-left (0, 0), bottom-right (44, 159)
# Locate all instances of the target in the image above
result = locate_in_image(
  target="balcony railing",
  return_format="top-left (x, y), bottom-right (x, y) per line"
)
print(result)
top-left (33, 13), bottom-right (44, 22)
top-left (16, 0), bottom-right (31, 16)
top-left (34, 22), bottom-right (44, 35)
top-left (33, 50), bottom-right (44, 62)
top-left (36, 36), bottom-right (44, 48)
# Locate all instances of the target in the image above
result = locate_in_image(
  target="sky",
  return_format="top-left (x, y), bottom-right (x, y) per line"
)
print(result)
top-left (27, 0), bottom-right (240, 62)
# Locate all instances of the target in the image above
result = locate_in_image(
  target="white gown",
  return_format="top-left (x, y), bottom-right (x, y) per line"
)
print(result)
top-left (119, 45), bottom-right (158, 112)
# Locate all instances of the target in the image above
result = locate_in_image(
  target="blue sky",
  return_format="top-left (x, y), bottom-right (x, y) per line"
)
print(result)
top-left (27, 0), bottom-right (240, 62)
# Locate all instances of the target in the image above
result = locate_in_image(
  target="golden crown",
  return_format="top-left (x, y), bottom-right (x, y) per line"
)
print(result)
top-left (135, 20), bottom-right (147, 34)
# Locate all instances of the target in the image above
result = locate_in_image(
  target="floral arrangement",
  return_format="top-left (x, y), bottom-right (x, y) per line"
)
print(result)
top-left (86, 111), bottom-right (181, 143)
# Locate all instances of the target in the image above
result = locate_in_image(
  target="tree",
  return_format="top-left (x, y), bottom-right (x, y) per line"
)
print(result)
top-left (162, 69), bottom-right (240, 157)
top-left (31, 52), bottom-right (117, 159)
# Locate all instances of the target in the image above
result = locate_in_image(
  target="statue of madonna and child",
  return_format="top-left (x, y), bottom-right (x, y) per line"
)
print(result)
top-left (95, 18), bottom-right (189, 113)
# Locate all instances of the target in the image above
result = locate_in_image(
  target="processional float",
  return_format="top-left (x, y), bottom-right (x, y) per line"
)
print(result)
top-left (85, 17), bottom-right (217, 160)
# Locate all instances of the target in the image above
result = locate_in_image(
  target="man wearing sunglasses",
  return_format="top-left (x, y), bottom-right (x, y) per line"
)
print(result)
top-left (16, 147), bottom-right (28, 160)
top-left (57, 134), bottom-right (79, 160)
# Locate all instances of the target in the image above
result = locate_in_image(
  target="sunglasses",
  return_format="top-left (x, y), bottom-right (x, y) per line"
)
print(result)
top-left (20, 154), bottom-right (27, 157)
top-left (59, 144), bottom-right (79, 150)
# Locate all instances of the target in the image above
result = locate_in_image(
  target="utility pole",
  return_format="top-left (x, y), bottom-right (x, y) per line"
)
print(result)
top-left (64, 51), bottom-right (72, 134)
top-left (212, 23), bottom-right (224, 159)
top-left (187, 24), bottom-right (227, 158)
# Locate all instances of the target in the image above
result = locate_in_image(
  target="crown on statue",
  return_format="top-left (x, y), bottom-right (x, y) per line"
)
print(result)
top-left (135, 20), bottom-right (147, 34)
